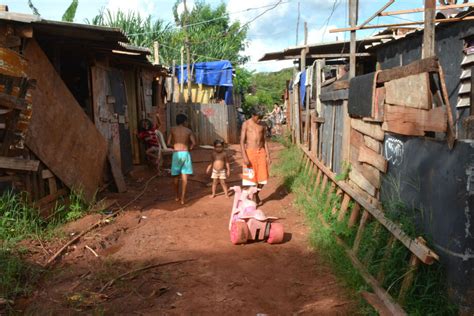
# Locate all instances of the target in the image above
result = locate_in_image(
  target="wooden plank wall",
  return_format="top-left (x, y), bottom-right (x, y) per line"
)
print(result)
top-left (24, 39), bottom-right (107, 202)
top-left (319, 100), bottom-right (345, 174)
top-left (123, 70), bottom-right (140, 165)
top-left (167, 102), bottom-right (237, 145)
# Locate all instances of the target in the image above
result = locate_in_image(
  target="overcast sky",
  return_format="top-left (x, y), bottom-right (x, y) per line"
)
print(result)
top-left (8, 0), bottom-right (425, 72)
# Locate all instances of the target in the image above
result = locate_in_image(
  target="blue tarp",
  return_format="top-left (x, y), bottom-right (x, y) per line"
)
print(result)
top-left (300, 70), bottom-right (306, 107)
top-left (175, 60), bottom-right (234, 104)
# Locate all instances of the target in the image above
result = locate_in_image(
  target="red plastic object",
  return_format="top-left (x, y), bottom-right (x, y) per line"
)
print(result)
top-left (267, 222), bottom-right (284, 244)
top-left (230, 221), bottom-right (249, 244)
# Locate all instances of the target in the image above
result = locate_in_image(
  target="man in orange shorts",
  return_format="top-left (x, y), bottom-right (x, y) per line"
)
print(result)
top-left (240, 107), bottom-right (272, 205)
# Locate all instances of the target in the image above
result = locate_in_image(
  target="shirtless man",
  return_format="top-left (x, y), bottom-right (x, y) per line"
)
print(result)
top-left (167, 114), bottom-right (196, 205)
top-left (240, 107), bottom-right (272, 205)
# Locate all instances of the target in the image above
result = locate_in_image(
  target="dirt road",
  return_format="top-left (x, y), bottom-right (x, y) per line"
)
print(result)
top-left (18, 143), bottom-right (357, 315)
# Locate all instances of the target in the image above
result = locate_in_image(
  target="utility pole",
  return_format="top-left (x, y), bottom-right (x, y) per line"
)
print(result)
top-left (180, 46), bottom-right (184, 94)
top-left (295, 1), bottom-right (300, 46)
top-left (422, 0), bottom-right (436, 58)
top-left (303, 21), bottom-right (310, 145)
top-left (349, 0), bottom-right (358, 79)
top-left (183, 0), bottom-right (192, 103)
top-left (301, 21), bottom-right (308, 71)
top-left (295, 1), bottom-right (300, 45)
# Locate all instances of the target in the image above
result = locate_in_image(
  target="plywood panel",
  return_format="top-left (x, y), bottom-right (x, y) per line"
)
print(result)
top-left (123, 70), bottom-right (140, 165)
top-left (0, 47), bottom-right (27, 77)
top-left (382, 104), bottom-right (447, 136)
top-left (91, 65), bottom-right (121, 170)
top-left (385, 73), bottom-right (431, 109)
top-left (24, 39), bottom-right (107, 202)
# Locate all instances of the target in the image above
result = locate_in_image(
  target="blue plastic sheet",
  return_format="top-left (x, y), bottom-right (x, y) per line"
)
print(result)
top-left (300, 70), bottom-right (306, 106)
top-left (175, 60), bottom-right (233, 104)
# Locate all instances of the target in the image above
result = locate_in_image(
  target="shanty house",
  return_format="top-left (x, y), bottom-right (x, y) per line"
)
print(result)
top-left (0, 9), bottom-right (168, 207)
top-left (261, 17), bottom-right (474, 314)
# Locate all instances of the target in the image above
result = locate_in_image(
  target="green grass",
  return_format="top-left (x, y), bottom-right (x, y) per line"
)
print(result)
top-left (273, 143), bottom-right (457, 315)
top-left (0, 189), bottom-right (92, 305)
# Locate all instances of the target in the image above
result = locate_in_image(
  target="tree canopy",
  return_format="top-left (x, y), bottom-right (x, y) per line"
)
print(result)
top-left (87, 0), bottom-right (248, 67)
top-left (245, 68), bottom-right (293, 111)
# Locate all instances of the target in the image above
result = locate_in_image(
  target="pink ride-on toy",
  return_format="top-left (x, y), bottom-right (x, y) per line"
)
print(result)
top-left (229, 186), bottom-right (284, 245)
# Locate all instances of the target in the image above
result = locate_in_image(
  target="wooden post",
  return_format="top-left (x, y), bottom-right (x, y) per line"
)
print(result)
top-left (337, 193), bottom-right (352, 221)
top-left (295, 80), bottom-right (301, 144)
top-left (353, 210), bottom-right (370, 253)
top-left (315, 60), bottom-right (323, 115)
top-left (471, 65), bottom-right (474, 116)
top-left (310, 112), bottom-right (318, 155)
top-left (348, 202), bottom-right (361, 227)
top-left (301, 21), bottom-right (308, 71)
top-left (399, 253), bottom-right (421, 304)
top-left (183, 0), bottom-right (192, 103)
top-left (349, 0), bottom-right (359, 78)
top-left (304, 80), bottom-right (310, 146)
top-left (302, 22), bottom-right (309, 144)
top-left (153, 41), bottom-right (159, 65)
top-left (422, 0), bottom-right (436, 59)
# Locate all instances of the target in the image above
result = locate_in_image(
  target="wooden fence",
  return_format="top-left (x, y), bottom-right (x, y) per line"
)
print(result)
top-left (296, 144), bottom-right (439, 315)
top-left (166, 102), bottom-right (239, 145)
top-left (282, 57), bottom-right (455, 314)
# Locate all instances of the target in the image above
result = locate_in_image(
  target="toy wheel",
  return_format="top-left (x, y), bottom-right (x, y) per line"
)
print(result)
top-left (230, 221), bottom-right (249, 244)
top-left (267, 223), bottom-right (284, 244)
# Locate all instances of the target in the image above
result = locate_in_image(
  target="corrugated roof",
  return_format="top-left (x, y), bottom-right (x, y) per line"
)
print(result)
top-left (0, 11), bottom-right (159, 64)
top-left (258, 37), bottom-right (386, 61)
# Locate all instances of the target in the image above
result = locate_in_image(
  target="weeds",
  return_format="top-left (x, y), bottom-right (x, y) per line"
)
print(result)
top-left (274, 143), bottom-right (457, 315)
top-left (0, 189), bottom-right (92, 304)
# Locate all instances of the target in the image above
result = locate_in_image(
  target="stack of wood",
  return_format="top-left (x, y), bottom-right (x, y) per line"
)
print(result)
top-left (348, 57), bottom-right (454, 202)
top-left (0, 47), bottom-right (68, 211)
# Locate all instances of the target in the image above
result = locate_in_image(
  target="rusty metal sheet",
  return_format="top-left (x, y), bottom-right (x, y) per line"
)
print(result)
top-left (0, 47), bottom-right (27, 77)
top-left (24, 39), bottom-right (107, 202)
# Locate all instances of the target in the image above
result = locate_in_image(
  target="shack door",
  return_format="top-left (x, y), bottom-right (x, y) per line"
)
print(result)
top-left (108, 69), bottom-right (133, 174)
top-left (90, 65), bottom-right (121, 173)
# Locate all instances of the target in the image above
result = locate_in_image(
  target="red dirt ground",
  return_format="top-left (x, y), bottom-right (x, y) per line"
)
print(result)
top-left (15, 143), bottom-right (357, 315)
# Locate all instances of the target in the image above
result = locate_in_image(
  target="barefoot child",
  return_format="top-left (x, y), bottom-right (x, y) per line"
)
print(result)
top-left (167, 114), bottom-right (196, 205)
top-left (206, 140), bottom-right (230, 198)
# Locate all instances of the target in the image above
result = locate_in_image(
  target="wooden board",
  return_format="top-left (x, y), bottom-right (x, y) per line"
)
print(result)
top-left (91, 65), bottom-right (122, 172)
top-left (349, 167), bottom-right (376, 196)
top-left (363, 135), bottom-right (380, 153)
top-left (333, 80), bottom-right (350, 90)
top-left (300, 145), bottom-right (439, 265)
top-left (317, 213), bottom-right (407, 316)
top-left (108, 151), bottom-right (126, 193)
top-left (24, 39), bottom-right (107, 203)
top-left (351, 118), bottom-right (384, 141)
top-left (382, 104), bottom-right (447, 136)
top-left (377, 57), bottom-right (439, 84)
top-left (358, 145), bottom-right (387, 173)
top-left (385, 73), bottom-right (431, 109)
top-left (0, 156), bottom-right (39, 171)
top-left (0, 47), bottom-right (27, 77)
top-left (350, 129), bottom-right (381, 188)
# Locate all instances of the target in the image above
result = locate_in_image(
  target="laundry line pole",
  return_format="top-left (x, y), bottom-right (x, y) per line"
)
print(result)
top-left (183, 0), bottom-right (192, 103)
top-left (349, 0), bottom-right (358, 79)
top-left (180, 46), bottom-right (184, 93)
